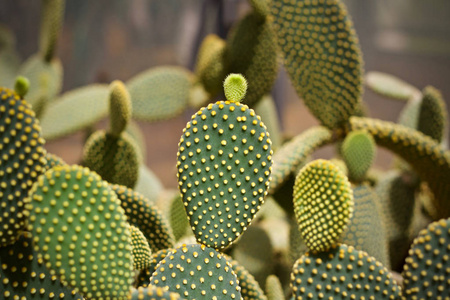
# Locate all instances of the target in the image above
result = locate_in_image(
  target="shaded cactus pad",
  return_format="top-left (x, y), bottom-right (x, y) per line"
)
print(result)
top-left (25, 165), bottom-right (133, 299)
top-left (291, 244), bottom-right (402, 299)
top-left (130, 286), bottom-right (181, 300)
top-left (341, 130), bottom-right (376, 182)
top-left (0, 87), bottom-right (47, 246)
top-left (365, 71), bottom-right (419, 101)
top-left (293, 159), bottom-right (353, 252)
top-left (402, 218), bottom-right (450, 299)
top-left (150, 243), bottom-right (242, 299)
top-left (109, 80), bottom-right (132, 137)
top-left (130, 225), bottom-right (152, 271)
top-left (177, 100), bottom-right (273, 249)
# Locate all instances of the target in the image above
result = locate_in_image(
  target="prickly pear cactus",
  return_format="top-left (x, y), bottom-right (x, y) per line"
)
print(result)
top-left (45, 152), bottom-right (66, 169)
top-left (130, 225), bottom-right (152, 271)
top-left (226, 255), bottom-right (267, 300)
top-left (293, 159), bottom-right (353, 252)
top-left (109, 80), bottom-right (132, 137)
top-left (417, 86), bottom-right (447, 143)
top-left (134, 248), bottom-right (173, 289)
top-left (270, 0), bottom-right (363, 129)
top-left (150, 244), bottom-right (243, 300)
top-left (341, 130), bottom-right (376, 182)
top-left (265, 275), bottom-right (284, 300)
top-left (25, 165), bottom-right (133, 299)
top-left (365, 71), bottom-right (420, 101)
top-left (130, 286), bottom-right (181, 300)
top-left (39, 0), bottom-right (65, 62)
top-left (177, 74), bottom-right (273, 249)
top-left (0, 87), bottom-right (47, 246)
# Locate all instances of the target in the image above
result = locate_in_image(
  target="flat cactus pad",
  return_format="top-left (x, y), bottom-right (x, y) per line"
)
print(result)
top-left (177, 100), bottom-right (273, 249)
top-left (365, 71), bottom-right (420, 101)
top-left (130, 286), bottom-right (181, 300)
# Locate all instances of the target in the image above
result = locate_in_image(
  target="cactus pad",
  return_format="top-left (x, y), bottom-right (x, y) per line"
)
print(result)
top-left (109, 80), bottom-right (132, 137)
top-left (14, 75), bottom-right (30, 98)
top-left (0, 88), bottom-right (47, 246)
top-left (341, 130), bottom-right (376, 182)
top-left (131, 225), bottom-right (152, 271)
top-left (224, 73), bottom-right (248, 102)
top-left (177, 100), bottom-right (273, 249)
top-left (265, 275), bottom-right (283, 300)
top-left (130, 286), bottom-right (181, 300)
top-left (135, 248), bottom-right (173, 289)
top-left (291, 244), bottom-right (402, 299)
top-left (83, 130), bottom-right (141, 188)
top-left (25, 165), bottom-right (133, 299)
top-left (127, 66), bottom-right (193, 121)
top-left (418, 86), bottom-right (447, 143)
top-left (111, 184), bottom-right (175, 252)
top-left (402, 218), bottom-right (450, 299)
top-left (39, 0), bottom-right (65, 62)
top-left (39, 84), bottom-right (109, 140)
top-left (293, 159), bottom-right (353, 252)
top-left (271, 0), bottom-right (363, 129)
top-left (169, 192), bottom-right (190, 241)
top-left (365, 71), bottom-right (420, 101)
top-left (45, 152), bottom-right (66, 169)
top-left (150, 243), bottom-right (242, 299)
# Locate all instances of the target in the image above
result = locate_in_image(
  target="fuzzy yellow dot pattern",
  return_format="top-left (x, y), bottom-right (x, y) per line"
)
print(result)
top-left (130, 285), bottom-right (181, 300)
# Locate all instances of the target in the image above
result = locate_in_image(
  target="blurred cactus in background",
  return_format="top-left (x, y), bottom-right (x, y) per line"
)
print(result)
top-left (1, 0), bottom-right (449, 299)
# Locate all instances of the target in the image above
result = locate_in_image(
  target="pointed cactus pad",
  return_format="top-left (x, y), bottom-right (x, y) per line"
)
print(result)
top-left (293, 159), bottom-right (353, 252)
top-left (177, 98), bottom-right (273, 249)
top-left (150, 244), bottom-right (242, 299)
top-left (0, 88), bottom-right (47, 247)
top-left (291, 244), bottom-right (402, 299)
top-left (109, 80), bottom-right (132, 137)
top-left (25, 165), bottom-right (133, 299)
top-left (130, 225), bottom-right (152, 271)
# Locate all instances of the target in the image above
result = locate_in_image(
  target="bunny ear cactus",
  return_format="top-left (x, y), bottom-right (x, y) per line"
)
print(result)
top-left (293, 159), bottom-right (353, 252)
top-left (401, 218), bottom-right (450, 299)
top-left (290, 244), bottom-right (402, 299)
top-left (177, 74), bottom-right (273, 249)
top-left (365, 71), bottom-right (420, 101)
top-left (39, 0), bottom-right (65, 63)
top-left (14, 75), bottom-right (30, 98)
top-left (24, 165), bottom-right (133, 299)
top-left (150, 243), bottom-right (243, 300)
top-left (249, 0), bottom-right (271, 18)
top-left (417, 86), bottom-right (447, 143)
top-left (270, 0), bottom-right (363, 129)
top-left (341, 130), bottom-right (376, 182)
top-left (135, 248), bottom-right (173, 289)
top-left (130, 225), bottom-right (152, 271)
top-left (109, 80), bottom-right (132, 137)
top-left (45, 152), bottom-right (66, 169)
top-left (130, 286), bottom-right (181, 300)
top-left (0, 88), bottom-right (47, 247)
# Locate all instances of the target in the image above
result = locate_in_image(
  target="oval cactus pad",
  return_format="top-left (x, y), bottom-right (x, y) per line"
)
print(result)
top-left (177, 100), bottom-right (273, 249)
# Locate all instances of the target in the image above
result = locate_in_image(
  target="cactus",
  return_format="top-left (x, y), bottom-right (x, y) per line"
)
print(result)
top-left (130, 286), bottom-right (181, 300)
top-left (341, 130), bottom-right (376, 182)
top-left (417, 86), bottom-right (448, 143)
top-left (0, 88), bottom-right (47, 247)
top-left (265, 275), bottom-right (284, 300)
top-left (0, 26), bottom-right (21, 88)
top-left (150, 243), bottom-right (242, 299)
top-left (134, 164), bottom-right (164, 204)
top-left (293, 159), bottom-right (353, 252)
top-left (14, 75), bottom-right (30, 98)
top-left (226, 256), bottom-right (268, 300)
top-left (365, 71), bottom-right (420, 101)
top-left (253, 94), bottom-right (282, 151)
top-left (134, 248), bottom-right (173, 289)
top-left (39, 0), bottom-right (65, 62)
top-left (24, 165), bottom-right (133, 299)
top-left (249, 0), bottom-right (271, 18)
top-left (401, 218), bottom-right (450, 299)
top-left (169, 192), bottom-right (190, 241)
top-left (177, 74), bottom-right (273, 249)
top-left (45, 152), bottom-right (66, 169)
top-left (290, 244), bottom-right (402, 299)
top-left (109, 80), bottom-right (132, 137)
top-left (130, 225), bottom-right (152, 271)
top-left (270, 0), bottom-right (363, 129)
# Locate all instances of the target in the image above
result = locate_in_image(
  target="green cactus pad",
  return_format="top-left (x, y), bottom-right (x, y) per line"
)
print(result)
top-left (226, 256), bottom-right (267, 300)
top-left (293, 159), bottom-right (353, 252)
top-left (169, 192), bottom-right (190, 241)
top-left (365, 71), bottom-right (420, 101)
top-left (125, 120), bottom-right (147, 158)
top-left (127, 66), bottom-right (193, 121)
top-left (39, 84), bottom-right (109, 140)
top-left (249, 0), bottom-right (271, 18)
top-left (111, 184), bottom-right (175, 252)
top-left (349, 116), bottom-right (450, 219)
top-left (0, 88), bottom-right (47, 246)
top-left (135, 248), bottom-right (173, 288)
top-left (39, 0), bottom-right (65, 62)
top-left (224, 12), bottom-right (279, 106)
top-left (402, 218), bottom-right (450, 299)
top-left (131, 225), bottom-right (152, 271)
top-left (150, 244), bottom-right (242, 299)
top-left (340, 183), bottom-right (390, 267)
top-left (269, 126), bottom-right (334, 194)
top-left (0, 232), bottom-right (84, 299)
top-left (18, 54), bottom-right (63, 108)
top-left (25, 165), bottom-right (133, 299)
top-left (14, 75), bottom-right (30, 98)
top-left (109, 80), bottom-right (132, 137)
top-left (254, 95), bottom-right (282, 151)
top-left (83, 130), bottom-right (141, 188)
top-left (271, 0), bottom-right (363, 129)
top-left (418, 86), bottom-right (447, 143)
top-left (341, 130), bottom-right (376, 182)
top-left (223, 73), bottom-right (248, 102)
top-left (265, 275), bottom-right (284, 300)
top-left (130, 286), bottom-right (181, 300)
top-left (291, 244), bottom-right (402, 299)
top-left (134, 164), bottom-right (164, 203)
top-left (45, 152), bottom-right (66, 169)
top-left (194, 34), bottom-right (226, 97)
top-left (177, 100), bottom-right (273, 249)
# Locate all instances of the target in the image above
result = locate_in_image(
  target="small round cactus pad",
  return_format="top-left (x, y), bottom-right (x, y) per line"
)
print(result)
top-left (25, 165), bottom-right (133, 299)
top-left (291, 244), bottom-right (402, 299)
top-left (293, 159), bottom-right (353, 252)
top-left (177, 99), bottom-right (273, 249)
top-left (150, 243), bottom-right (242, 300)
top-left (0, 87), bottom-right (47, 246)
top-left (402, 218), bottom-right (450, 299)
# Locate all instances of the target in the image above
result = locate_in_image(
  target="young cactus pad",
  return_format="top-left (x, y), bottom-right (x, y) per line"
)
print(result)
top-left (24, 165), bottom-right (133, 299)
top-left (291, 244), bottom-right (402, 299)
top-left (177, 76), bottom-right (273, 249)
top-left (341, 130), bottom-right (376, 182)
top-left (130, 225), bottom-right (152, 271)
top-left (109, 80), bottom-right (132, 137)
top-left (0, 88), bottom-right (47, 247)
top-left (223, 73), bottom-right (248, 102)
top-left (150, 244), bottom-right (242, 299)
top-left (293, 159), bottom-right (353, 252)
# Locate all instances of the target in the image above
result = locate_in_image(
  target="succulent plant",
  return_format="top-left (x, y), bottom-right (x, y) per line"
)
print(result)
top-left (365, 71), bottom-right (420, 101)
top-left (130, 286), bottom-right (181, 300)
top-left (265, 275), bottom-right (284, 300)
top-left (134, 248), bottom-right (173, 289)
top-left (341, 130), bottom-right (376, 182)
top-left (226, 256), bottom-right (267, 300)
top-left (130, 225), bottom-right (152, 271)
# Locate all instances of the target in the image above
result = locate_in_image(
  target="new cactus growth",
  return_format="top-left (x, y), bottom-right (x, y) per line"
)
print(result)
top-left (14, 76), bottom-right (30, 98)
top-left (341, 130), bottom-right (376, 182)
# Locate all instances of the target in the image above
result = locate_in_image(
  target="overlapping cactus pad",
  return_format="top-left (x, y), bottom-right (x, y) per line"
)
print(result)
top-left (0, 87), bottom-right (47, 246)
top-left (293, 159), bottom-right (353, 252)
top-left (150, 244), bottom-right (243, 299)
top-left (25, 165), bottom-right (133, 299)
top-left (177, 100), bottom-right (273, 249)
top-left (130, 225), bottom-right (152, 271)
top-left (341, 130), bottom-right (376, 182)
top-left (130, 286), bottom-right (181, 300)
top-left (291, 244), bottom-right (402, 299)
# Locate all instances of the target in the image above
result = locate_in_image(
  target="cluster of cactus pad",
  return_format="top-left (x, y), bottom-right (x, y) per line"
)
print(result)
top-left (1, 0), bottom-right (450, 299)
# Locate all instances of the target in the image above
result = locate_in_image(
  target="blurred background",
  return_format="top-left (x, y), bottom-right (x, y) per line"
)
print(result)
top-left (1, 0), bottom-right (450, 188)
